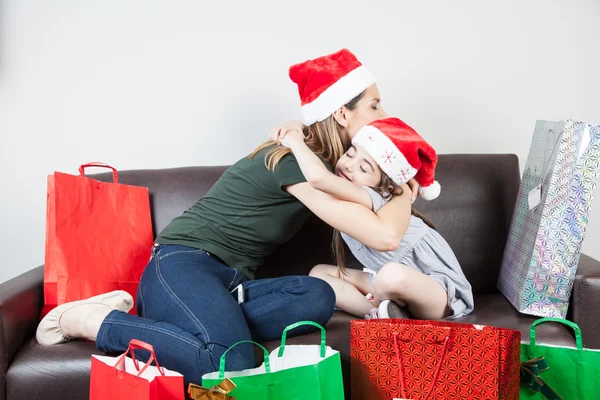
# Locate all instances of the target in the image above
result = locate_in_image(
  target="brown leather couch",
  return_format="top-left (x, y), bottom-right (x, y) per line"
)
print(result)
top-left (1, 154), bottom-right (599, 400)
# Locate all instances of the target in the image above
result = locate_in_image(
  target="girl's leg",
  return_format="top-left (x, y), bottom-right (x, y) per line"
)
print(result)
top-left (372, 262), bottom-right (450, 320)
top-left (309, 264), bottom-right (373, 318)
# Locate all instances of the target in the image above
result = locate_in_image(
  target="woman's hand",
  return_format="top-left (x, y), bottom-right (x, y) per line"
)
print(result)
top-left (406, 178), bottom-right (419, 203)
top-left (392, 181), bottom-right (418, 203)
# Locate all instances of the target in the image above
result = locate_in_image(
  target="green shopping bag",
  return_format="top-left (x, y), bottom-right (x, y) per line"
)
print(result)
top-left (520, 318), bottom-right (600, 399)
top-left (202, 321), bottom-right (344, 399)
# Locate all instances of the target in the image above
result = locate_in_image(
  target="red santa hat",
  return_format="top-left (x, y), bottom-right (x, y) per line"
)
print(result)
top-left (289, 49), bottom-right (376, 125)
top-left (352, 117), bottom-right (441, 200)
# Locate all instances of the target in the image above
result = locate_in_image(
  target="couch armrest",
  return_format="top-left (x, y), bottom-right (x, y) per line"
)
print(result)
top-left (572, 254), bottom-right (600, 349)
top-left (0, 265), bottom-right (44, 400)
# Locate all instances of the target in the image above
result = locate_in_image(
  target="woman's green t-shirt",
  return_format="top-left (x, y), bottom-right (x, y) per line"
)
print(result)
top-left (156, 147), bottom-right (332, 279)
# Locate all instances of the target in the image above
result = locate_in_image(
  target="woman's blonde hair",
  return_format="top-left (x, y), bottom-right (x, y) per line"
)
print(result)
top-left (249, 90), bottom-right (367, 171)
top-left (332, 172), bottom-right (436, 278)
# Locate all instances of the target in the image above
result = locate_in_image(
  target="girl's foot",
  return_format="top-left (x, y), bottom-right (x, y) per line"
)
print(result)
top-left (364, 299), bottom-right (411, 320)
top-left (36, 290), bottom-right (134, 345)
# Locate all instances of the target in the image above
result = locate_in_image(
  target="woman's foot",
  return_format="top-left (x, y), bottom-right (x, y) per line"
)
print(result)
top-left (364, 299), bottom-right (411, 320)
top-left (36, 290), bottom-right (134, 345)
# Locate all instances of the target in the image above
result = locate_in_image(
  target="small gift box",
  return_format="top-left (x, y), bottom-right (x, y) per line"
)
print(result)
top-left (188, 378), bottom-right (236, 400)
top-left (520, 357), bottom-right (562, 399)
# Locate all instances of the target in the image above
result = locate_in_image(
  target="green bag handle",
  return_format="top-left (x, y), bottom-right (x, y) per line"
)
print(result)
top-left (278, 321), bottom-right (326, 358)
top-left (219, 340), bottom-right (271, 380)
top-left (530, 318), bottom-right (583, 350)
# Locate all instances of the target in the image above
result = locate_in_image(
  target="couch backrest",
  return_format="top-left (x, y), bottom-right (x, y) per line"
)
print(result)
top-left (96, 154), bottom-right (520, 294)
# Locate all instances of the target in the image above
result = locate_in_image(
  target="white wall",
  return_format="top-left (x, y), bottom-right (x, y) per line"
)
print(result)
top-left (1, 0), bottom-right (599, 283)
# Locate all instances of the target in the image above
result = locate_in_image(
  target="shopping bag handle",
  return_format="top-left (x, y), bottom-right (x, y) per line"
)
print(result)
top-left (393, 329), bottom-right (451, 400)
top-left (278, 321), bottom-right (326, 358)
top-left (219, 340), bottom-right (271, 380)
top-left (114, 339), bottom-right (164, 377)
top-left (78, 162), bottom-right (119, 183)
top-left (530, 318), bottom-right (582, 350)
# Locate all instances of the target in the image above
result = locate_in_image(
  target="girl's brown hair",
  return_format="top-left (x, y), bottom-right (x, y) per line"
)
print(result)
top-left (333, 174), bottom-right (436, 278)
top-left (249, 91), bottom-right (367, 170)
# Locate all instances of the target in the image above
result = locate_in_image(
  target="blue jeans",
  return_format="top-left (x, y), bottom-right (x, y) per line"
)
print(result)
top-left (95, 244), bottom-right (336, 384)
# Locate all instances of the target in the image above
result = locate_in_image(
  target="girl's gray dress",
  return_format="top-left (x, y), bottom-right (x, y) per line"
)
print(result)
top-left (341, 187), bottom-right (474, 318)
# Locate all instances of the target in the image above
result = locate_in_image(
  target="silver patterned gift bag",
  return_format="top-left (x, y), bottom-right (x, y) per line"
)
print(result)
top-left (498, 120), bottom-right (600, 318)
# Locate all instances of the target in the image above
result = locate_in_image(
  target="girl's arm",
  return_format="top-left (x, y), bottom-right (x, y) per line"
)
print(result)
top-left (270, 121), bottom-right (421, 203)
top-left (286, 181), bottom-right (412, 251)
top-left (281, 130), bottom-right (373, 209)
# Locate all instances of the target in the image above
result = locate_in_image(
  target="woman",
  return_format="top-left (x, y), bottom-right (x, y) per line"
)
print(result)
top-left (36, 48), bottom-right (416, 383)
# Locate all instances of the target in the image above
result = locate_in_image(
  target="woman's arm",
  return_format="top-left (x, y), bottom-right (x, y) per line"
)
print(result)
top-left (286, 182), bottom-right (412, 251)
top-left (281, 131), bottom-right (373, 208)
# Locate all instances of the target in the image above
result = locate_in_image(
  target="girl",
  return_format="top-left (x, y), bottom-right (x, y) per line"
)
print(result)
top-left (274, 117), bottom-right (474, 320)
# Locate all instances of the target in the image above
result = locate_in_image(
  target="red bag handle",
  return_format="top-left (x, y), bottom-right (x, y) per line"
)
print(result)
top-left (114, 339), bottom-right (164, 377)
top-left (78, 162), bottom-right (118, 183)
top-left (393, 330), bottom-right (451, 400)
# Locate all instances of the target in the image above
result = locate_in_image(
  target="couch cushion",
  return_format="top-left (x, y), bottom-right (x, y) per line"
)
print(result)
top-left (6, 340), bottom-right (101, 400)
top-left (7, 294), bottom-right (577, 400)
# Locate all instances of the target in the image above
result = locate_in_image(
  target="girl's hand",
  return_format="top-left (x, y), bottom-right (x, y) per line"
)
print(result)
top-left (272, 127), bottom-right (305, 149)
top-left (269, 120), bottom-right (305, 142)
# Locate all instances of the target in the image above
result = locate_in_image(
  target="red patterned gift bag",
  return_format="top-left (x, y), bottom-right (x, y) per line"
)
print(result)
top-left (350, 319), bottom-right (520, 400)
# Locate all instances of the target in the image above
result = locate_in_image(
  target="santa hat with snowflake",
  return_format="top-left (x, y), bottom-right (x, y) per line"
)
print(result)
top-left (289, 48), bottom-right (376, 125)
top-left (352, 117), bottom-right (441, 200)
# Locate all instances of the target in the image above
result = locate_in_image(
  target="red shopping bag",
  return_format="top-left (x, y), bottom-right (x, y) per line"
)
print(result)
top-left (350, 319), bottom-right (521, 400)
top-left (90, 339), bottom-right (184, 400)
top-left (42, 162), bottom-right (153, 317)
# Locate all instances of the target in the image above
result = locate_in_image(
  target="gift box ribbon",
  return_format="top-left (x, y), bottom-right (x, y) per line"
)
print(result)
top-left (188, 378), bottom-right (236, 400)
top-left (520, 357), bottom-right (562, 399)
